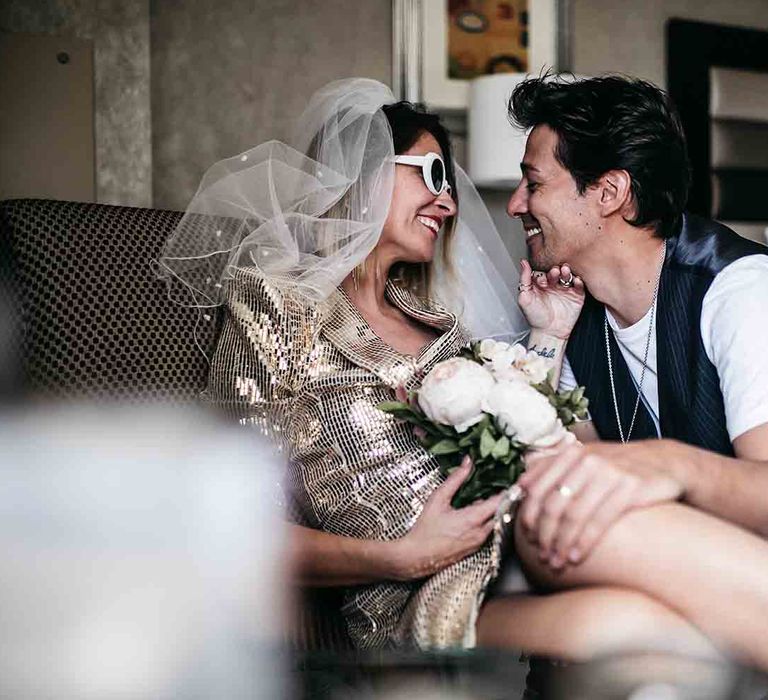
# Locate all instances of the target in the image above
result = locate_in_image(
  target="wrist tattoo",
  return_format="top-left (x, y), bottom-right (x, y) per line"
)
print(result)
top-left (529, 344), bottom-right (557, 360)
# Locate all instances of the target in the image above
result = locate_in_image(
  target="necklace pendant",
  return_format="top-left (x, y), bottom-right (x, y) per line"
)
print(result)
top-left (604, 240), bottom-right (666, 444)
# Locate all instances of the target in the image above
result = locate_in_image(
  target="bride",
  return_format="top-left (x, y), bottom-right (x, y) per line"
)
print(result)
top-left (160, 78), bottom-right (768, 666)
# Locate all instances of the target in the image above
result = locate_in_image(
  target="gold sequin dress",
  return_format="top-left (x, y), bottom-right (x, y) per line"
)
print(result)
top-left (206, 267), bottom-right (510, 649)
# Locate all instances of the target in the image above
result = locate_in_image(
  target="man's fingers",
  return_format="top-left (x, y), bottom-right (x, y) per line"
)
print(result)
top-left (518, 458), bottom-right (575, 531)
top-left (534, 487), bottom-right (574, 556)
top-left (551, 478), bottom-right (618, 565)
top-left (519, 445), bottom-right (579, 490)
top-left (519, 448), bottom-right (585, 533)
top-left (533, 465), bottom-right (593, 555)
top-left (546, 266), bottom-right (561, 285)
top-left (571, 483), bottom-right (635, 563)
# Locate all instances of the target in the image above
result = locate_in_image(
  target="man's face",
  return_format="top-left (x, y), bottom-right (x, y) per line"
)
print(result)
top-left (506, 125), bottom-right (598, 271)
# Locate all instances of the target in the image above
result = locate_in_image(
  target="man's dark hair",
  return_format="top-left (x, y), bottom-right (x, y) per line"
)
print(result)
top-left (508, 75), bottom-right (691, 237)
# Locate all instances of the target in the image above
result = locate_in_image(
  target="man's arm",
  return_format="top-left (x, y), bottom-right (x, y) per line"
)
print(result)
top-left (673, 422), bottom-right (768, 535)
top-left (517, 428), bottom-right (768, 571)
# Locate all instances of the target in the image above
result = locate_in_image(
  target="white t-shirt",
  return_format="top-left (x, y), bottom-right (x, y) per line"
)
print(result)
top-left (559, 254), bottom-right (768, 442)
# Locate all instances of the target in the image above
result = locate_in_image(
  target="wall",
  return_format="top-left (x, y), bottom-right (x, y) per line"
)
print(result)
top-left (480, 0), bottom-right (768, 264)
top-left (570, 0), bottom-right (768, 86)
top-left (150, 0), bottom-right (392, 211)
top-left (0, 0), bottom-right (152, 207)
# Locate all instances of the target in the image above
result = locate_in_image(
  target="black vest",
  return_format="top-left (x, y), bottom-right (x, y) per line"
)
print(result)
top-left (566, 213), bottom-right (766, 455)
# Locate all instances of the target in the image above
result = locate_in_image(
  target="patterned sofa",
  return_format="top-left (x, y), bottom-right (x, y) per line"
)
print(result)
top-left (0, 197), bottom-right (350, 652)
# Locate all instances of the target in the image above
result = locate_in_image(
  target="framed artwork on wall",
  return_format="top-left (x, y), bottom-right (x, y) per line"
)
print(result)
top-left (393, 0), bottom-right (569, 112)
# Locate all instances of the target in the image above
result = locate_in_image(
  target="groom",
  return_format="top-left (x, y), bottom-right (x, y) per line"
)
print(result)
top-left (505, 75), bottom-right (768, 570)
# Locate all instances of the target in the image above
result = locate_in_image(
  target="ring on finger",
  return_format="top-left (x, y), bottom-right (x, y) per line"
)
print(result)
top-left (556, 483), bottom-right (575, 498)
top-left (517, 282), bottom-right (533, 292)
top-left (557, 272), bottom-right (575, 288)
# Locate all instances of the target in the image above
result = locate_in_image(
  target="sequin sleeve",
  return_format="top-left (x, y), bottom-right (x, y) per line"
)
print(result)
top-left (205, 267), bottom-right (322, 445)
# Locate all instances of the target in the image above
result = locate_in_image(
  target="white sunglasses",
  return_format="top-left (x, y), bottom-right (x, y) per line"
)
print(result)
top-left (393, 152), bottom-right (452, 196)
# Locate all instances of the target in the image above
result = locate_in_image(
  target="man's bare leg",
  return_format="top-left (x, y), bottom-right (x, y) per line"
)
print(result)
top-left (514, 502), bottom-right (768, 669)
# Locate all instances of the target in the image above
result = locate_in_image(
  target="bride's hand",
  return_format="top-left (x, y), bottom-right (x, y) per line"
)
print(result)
top-left (391, 456), bottom-right (505, 580)
top-left (518, 259), bottom-right (585, 339)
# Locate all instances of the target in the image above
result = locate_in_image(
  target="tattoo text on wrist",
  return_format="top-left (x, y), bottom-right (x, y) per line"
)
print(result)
top-left (529, 344), bottom-right (557, 360)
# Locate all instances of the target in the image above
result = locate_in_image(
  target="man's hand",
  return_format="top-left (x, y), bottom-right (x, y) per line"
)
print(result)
top-left (393, 456), bottom-right (505, 580)
top-left (518, 259), bottom-right (585, 339)
top-left (517, 440), bottom-right (685, 569)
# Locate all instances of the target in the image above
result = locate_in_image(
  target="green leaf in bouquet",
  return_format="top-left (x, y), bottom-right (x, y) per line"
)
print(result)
top-left (429, 438), bottom-right (461, 455)
top-left (559, 407), bottom-right (574, 425)
top-left (571, 386), bottom-right (585, 404)
top-left (437, 453), bottom-right (463, 475)
top-left (510, 438), bottom-right (527, 452)
top-left (377, 400), bottom-right (413, 414)
top-left (491, 435), bottom-right (511, 460)
top-left (475, 456), bottom-right (496, 472)
top-left (479, 428), bottom-right (496, 459)
top-left (458, 417), bottom-right (487, 447)
top-left (435, 422), bottom-right (460, 438)
top-left (500, 449), bottom-right (516, 466)
top-left (420, 422), bottom-right (449, 438)
top-left (377, 401), bottom-right (427, 426)
top-left (509, 461), bottom-right (525, 483)
top-left (534, 377), bottom-right (555, 397)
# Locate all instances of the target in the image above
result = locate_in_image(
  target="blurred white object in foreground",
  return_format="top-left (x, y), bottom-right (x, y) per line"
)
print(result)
top-left (0, 404), bottom-right (286, 700)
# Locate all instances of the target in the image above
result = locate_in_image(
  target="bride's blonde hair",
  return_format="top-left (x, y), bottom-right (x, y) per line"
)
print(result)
top-left (315, 101), bottom-right (459, 299)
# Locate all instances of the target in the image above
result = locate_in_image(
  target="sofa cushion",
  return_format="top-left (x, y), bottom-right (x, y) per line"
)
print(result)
top-left (0, 198), bottom-right (216, 402)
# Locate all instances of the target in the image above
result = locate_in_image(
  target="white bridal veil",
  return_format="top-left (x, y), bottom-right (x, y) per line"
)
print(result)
top-left (158, 78), bottom-right (526, 341)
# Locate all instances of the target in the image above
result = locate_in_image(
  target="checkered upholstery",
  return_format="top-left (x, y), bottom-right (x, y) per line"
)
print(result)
top-left (0, 198), bottom-right (216, 401)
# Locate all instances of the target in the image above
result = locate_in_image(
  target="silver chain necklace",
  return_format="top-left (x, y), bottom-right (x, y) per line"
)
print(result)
top-left (604, 240), bottom-right (666, 443)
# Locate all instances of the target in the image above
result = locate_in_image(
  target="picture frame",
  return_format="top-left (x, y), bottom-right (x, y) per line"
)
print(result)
top-left (393, 0), bottom-right (570, 112)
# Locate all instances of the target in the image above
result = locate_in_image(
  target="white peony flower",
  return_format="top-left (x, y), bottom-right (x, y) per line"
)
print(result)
top-left (515, 350), bottom-right (550, 385)
top-left (418, 357), bottom-right (495, 432)
top-left (478, 339), bottom-right (514, 363)
top-left (481, 340), bottom-right (550, 385)
top-left (482, 379), bottom-right (569, 448)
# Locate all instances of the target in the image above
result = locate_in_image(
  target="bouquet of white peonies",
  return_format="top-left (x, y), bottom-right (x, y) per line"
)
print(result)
top-left (379, 339), bottom-right (589, 507)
